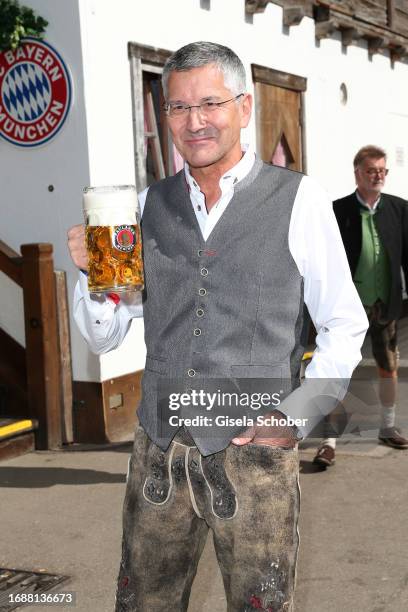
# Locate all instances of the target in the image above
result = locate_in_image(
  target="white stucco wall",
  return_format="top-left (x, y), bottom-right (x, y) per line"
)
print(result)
top-left (2, 0), bottom-right (408, 383)
top-left (0, 0), bottom-right (99, 380)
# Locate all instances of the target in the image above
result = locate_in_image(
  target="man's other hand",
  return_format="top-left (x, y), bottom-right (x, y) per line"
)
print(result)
top-left (231, 410), bottom-right (297, 448)
top-left (67, 224), bottom-right (88, 271)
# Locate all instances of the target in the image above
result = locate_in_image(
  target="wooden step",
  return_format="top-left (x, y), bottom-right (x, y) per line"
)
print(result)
top-left (0, 419), bottom-right (38, 462)
top-left (0, 432), bottom-right (36, 462)
top-left (0, 418), bottom-right (38, 441)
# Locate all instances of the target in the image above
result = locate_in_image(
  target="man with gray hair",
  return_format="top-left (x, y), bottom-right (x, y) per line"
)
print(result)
top-left (68, 42), bottom-right (367, 611)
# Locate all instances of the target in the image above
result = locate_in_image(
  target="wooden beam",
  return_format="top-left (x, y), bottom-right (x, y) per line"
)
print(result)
top-left (245, 0), bottom-right (270, 14)
top-left (315, 18), bottom-right (338, 39)
top-left (271, 0), bottom-right (315, 19)
top-left (390, 44), bottom-right (408, 62)
top-left (341, 26), bottom-right (359, 46)
top-left (249, 0), bottom-right (408, 55)
top-left (315, 1), bottom-right (354, 18)
top-left (0, 240), bottom-right (22, 286)
top-left (387, 0), bottom-right (395, 28)
top-left (283, 6), bottom-right (307, 27)
top-left (367, 35), bottom-right (385, 54)
top-left (313, 4), bottom-right (331, 22)
top-left (252, 64), bottom-right (307, 92)
top-left (312, 3), bottom-right (408, 62)
top-left (316, 0), bottom-right (387, 24)
top-left (0, 240), bottom-right (20, 259)
top-left (128, 42), bottom-right (172, 66)
top-left (21, 244), bottom-right (62, 450)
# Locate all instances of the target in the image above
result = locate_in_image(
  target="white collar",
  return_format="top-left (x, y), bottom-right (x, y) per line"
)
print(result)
top-left (184, 144), bottom-right (255, 195)
top-left (356, 189), bottom-right (381, 212)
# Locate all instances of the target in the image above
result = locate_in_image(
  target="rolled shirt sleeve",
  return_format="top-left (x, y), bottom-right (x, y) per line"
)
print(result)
top-left (73, 269), bottom-right (143, 354)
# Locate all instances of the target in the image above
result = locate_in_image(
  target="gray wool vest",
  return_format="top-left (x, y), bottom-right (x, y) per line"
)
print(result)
top-left (138, 157), bottom-right (305, 455)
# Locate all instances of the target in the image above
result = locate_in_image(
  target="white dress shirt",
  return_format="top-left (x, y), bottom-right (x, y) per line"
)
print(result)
top-left (73, 148), bottom-right (368, 436)
top-left (356, 189), bottom-right (381, 214)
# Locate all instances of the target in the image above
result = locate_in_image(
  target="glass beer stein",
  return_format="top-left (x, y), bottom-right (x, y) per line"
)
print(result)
top-left (83, 185), bottom-right (144, 293)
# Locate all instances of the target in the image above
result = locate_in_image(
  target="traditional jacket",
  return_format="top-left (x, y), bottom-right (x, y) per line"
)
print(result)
top-left (333, 192), bottom-right (408, 320)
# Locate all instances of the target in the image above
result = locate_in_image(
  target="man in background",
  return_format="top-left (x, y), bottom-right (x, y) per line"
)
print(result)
top-left (314, 145), bottom-right (408, 468)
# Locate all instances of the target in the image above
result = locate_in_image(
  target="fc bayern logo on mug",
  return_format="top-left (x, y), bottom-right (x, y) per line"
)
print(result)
top-left (0, 38), bottom-right (72, 147)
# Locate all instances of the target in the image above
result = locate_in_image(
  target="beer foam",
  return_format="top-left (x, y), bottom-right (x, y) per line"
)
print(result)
top-left (83, 186), bottom-right (138, 226)
top-left (85, 208), bottom-right (136, 225)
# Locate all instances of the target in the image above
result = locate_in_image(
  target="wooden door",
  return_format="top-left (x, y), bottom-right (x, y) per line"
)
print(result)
top-left (252, 65), bottom-right (306, 172)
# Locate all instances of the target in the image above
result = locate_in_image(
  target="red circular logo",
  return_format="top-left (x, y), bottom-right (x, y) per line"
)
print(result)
top-left (0, 38), bottom-right (72, 147)
top-left (114, 226), bottom-right (137, 252)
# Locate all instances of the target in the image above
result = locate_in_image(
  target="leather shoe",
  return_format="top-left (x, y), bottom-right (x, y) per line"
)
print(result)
top-left (378, 427), bottom-right (408, 449)
top-left (313, 445), bottom-right (335, 467)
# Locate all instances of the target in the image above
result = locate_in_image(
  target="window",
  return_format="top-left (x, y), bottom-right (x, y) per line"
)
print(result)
top-left (128, 42), bottom-right (184, 189)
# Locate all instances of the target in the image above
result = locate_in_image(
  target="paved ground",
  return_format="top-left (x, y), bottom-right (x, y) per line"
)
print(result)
top-left (1, 323), bottom-right (408, 611)
top-left (1, 433), bottom-right (407, 612)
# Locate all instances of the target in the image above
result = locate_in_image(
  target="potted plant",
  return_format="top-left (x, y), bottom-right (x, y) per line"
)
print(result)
top-left (0, 0), bottom-right (48, 51)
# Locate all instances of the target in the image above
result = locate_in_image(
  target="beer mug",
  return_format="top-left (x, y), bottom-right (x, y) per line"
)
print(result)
top-left (83, 185), bottom-right (144, 293)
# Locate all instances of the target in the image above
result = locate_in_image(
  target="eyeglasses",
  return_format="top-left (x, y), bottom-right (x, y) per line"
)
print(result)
top-left (164, 93), bottom-right (244, 117)
top-left (365, 168), bottom-right (389, 176)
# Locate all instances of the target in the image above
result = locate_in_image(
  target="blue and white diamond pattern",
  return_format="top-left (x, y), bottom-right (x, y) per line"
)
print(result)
top-left (2, 62), bottom-right (51, 123)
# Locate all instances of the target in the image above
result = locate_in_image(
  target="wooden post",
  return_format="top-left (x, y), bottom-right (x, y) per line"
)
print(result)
top-left (387, 0), bottom-right (395, 29)
top-left (21, 244), bottom-right (62, 450)
top-left (55, 270), bottom-right (74, 444)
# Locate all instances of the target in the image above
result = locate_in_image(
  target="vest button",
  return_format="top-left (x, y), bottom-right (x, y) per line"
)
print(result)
top-left (196, 309), bottom-right (204, 317)
top-left (200, 267), bottom-right (208, 276)
top-left (194, 328), bottom-right (202, 336)
top-left (187, 369), bottom-right (196, 377)
top-left (198, 249), bottom-right (203, 256)
top-left (199, 288), bottom-right (207, 296)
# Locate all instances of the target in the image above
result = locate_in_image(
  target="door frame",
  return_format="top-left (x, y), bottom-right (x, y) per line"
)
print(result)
top-left (251, 64), bottom-right (307, 173)
top-left (128, 42), bottom-right (173, 189)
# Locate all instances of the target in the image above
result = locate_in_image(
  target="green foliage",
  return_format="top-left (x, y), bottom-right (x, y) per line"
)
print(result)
top-left (0, 0), bottom-right (48, 51)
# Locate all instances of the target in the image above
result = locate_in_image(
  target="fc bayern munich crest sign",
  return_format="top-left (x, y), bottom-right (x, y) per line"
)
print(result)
top-left (0, 38), bottom-right (72, 147)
